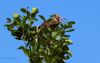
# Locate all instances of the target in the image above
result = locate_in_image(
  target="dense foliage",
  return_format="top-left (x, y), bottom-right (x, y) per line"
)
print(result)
top-left (5, 7), bottom-right (75, 63)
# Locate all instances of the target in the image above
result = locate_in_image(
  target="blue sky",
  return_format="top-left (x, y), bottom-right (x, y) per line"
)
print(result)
top-left (0, 0), bottom-right (100, 63)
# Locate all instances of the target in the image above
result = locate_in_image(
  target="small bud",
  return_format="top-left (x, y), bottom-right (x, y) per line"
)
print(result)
top-left (32, 8), bottom-right (38, 14)
top-left (13, 13), bottom-right (20, 18)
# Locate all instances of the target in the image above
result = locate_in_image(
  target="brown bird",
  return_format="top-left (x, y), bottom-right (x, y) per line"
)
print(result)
top-left (39, 14), bottom-right (61, 30)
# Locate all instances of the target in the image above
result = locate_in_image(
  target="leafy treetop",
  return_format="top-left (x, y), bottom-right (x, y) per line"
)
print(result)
top-left (5, 7), bottom-right (75, 63)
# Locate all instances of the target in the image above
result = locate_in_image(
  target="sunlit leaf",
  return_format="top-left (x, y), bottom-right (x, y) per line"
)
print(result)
top-left (52, 32), bottom-right (58, 39)
top-left (56, 35), bottom-right (61, 40)
top-left (65, 39), bottom-right (73, 45)
top-left (67, 50), bottom-right (72, 57)
top-left (63, 43), bottom-right (67, 46)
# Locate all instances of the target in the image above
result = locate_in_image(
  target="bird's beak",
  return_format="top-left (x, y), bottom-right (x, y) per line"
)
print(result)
top-left (60, 18), bottom-right (66, 23)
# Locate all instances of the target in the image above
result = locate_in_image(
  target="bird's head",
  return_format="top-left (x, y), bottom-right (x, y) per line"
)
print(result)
top-left (50, 14), bottom-right (66, 23)
top-left (50, 14), bottom-right (61, 21)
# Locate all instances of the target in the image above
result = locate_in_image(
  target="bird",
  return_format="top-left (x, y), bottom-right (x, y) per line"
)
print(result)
top-left (38, 14), bottom-right (61, 30)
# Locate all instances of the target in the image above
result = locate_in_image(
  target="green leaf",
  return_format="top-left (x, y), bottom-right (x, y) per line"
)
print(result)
top-left (4, 24), bottom-right (9, 27)
top-left (67, 50), bottom-right (72, 57)
top-left (66, 29), bottom-right (75, 32)
top-left (20, 8), bottom-right (27, 13)
top-left (6, 18), bottom-right (11, 23)
top-left (18, 46), bottom-right (30, 56)
top-left (52, 32), bottom-right (58, 39)
top-left (39, 48), bottom-right (43, 53)
top-left (31, 13), bottom-right (36, 18)
top-left (47, 28), bottom-right (51, 32)
top-left (65, 39), bottom-right (73, 45)
top-left (62, 36), bottom-right (68, 40)
top-left (6, 25), bottom-right (14, 31)
top-left (53, 45), bottom-right (58, 49)
top-left (18, 46), bottom-right (25, 50)
top-left (68, 21), bottom-right (76, 25)
top-left (22, 16), bottom-right (27, 20)
top-left (62, 43), bottom-right (67, 46)
top-left (65, 25), bottom-right (72, 28)
top-left (30, 31), bottom-right (36, 35)
top-left (56, 35), bottom-right (61, 40)
top-left (38, 15), bottom-right (46, 21)
top-left (31, 17), bottom-right (38, 21)
top-left (58, 48), bottom-right (63, 53)
top-left (65, 55), bottom-right (70, 60)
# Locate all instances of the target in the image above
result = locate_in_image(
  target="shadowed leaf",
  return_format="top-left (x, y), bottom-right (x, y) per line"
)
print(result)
top-left (20, 8), bottom-right (27, 13)
top-left (66, 29), bottom-right (75, 32)
top-left (38, 15), bottom-right (46, 21)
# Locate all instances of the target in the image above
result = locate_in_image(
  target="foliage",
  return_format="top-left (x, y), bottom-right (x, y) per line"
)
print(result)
top-left (5, 7), bottom-right (75, 63)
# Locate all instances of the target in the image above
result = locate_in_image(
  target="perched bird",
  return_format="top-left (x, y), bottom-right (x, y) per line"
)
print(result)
top-left (38, 14), bottom-right (61, 30)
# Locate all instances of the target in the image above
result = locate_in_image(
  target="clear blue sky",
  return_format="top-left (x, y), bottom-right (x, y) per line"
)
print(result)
top-left (0, 0), bottom-right (100, 63)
